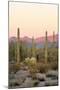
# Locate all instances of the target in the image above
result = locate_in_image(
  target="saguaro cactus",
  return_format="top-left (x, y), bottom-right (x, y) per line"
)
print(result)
top-left (31, 36), bottom-right (36, 57)
top-left (17, 27), bottom-right (20, 64)
top-left (53, 31), bottom-right (55, 47)
top-left (45, 31), bottom-right (48, 64)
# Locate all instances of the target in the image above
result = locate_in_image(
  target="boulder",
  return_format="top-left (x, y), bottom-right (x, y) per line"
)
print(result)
top-left (46, 70), bottom-right (58, 79)
top-left (20, 77), bottom-right (39, 88)
top-left (37, 81), bottom-right (45, 87)
top-left (9, 78), bottom-right (20, 87)
top-left (14, 70), bottom-right (31, 85)
top-left (45, 79), bottom-right (58, 86)
top-left (20, 77), bottom-right (34, 87)
top-left (15, 70), bottom-right (30, 78)
top-left (36, 73), bottom-right (46, 81)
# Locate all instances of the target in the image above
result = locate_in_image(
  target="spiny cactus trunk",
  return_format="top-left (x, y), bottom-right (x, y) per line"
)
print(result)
top-left (45, 31), bottom-right (48, 64)
top-left (52, 31), bottom-right (55, 47)
top-left (17, 28), bottom-right (20, 64)
top-left (15, 43), bottom-right (17, 62)
top-left (31, 36), bottom-right (36, 57)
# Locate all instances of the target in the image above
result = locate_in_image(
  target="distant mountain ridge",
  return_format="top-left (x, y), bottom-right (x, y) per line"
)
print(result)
top-left (9, 34), bottom-right (58, 43)
top-left (9, 34), bottom-right (58, 48)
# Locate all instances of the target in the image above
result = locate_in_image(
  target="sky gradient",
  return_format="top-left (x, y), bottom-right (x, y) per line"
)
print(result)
top-left (9, 2), bottom-right (58, 38)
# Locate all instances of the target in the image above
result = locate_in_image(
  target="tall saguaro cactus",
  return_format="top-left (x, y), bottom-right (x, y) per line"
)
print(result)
top-left (17, 27), bottom-right (20, 64)
top-left (45, 31), bottom-right (48, 64)
top-left (53, 31), bottom-right (55, 47)
top-left (31, 36), bottom-right (35, 57)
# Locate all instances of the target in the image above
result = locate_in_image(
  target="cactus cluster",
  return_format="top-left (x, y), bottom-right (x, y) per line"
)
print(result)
top-left (15, 27), bottom-right (56, 64)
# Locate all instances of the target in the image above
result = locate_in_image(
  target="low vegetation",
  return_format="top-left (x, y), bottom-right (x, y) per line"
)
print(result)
top-left (9, 38), bottom-right (58, 74)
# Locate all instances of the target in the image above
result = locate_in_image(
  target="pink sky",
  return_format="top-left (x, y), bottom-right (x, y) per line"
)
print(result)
top-left (9, 2), bottom-right (58, 38)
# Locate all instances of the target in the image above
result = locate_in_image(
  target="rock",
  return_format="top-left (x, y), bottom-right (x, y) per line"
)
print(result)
top-left (15, 70), bottom-right (30, 79)
top-left (36, 73), bottom-right (46, 81)
top-left (14, 70), bottom-right (31, 85)
top-left (46, 70), bottom-right (58, 79)
top-left (9, 78), bottom-right (20, 87)
top-left (45, 79), bottom-right (58, 86)
top-left (20, 77), bottom-right (39, 88)
top-left (37, 81), bottom-right (45, 87)
top-left (45, 77), bottom-right (52, 81)
top-left (20, 77), bottom-right (34, 87)
top-left (9, 72), bottom-right (15, 79)
top-left (33, 80), bottom-right (39, 87)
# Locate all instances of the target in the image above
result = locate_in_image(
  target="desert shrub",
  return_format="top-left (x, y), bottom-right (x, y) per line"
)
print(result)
top-left (37, 61), bottom-right (58, 73)
top-left (24, 57), bottom-right (37, 66)
top-left (14, 63), bottom-right (21, 72)
top-left (50, 62), bottom-right (58, 70)
top-left (9, 63), bottom-right (20, 73)
top-left (24, 57), bottom-right (38, 78)
top-left (24, 57), bottom-right (30, 64)
top-left (37, 63), bottom-right (50, 73)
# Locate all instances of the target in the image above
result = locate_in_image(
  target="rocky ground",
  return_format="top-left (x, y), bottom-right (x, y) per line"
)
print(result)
top-left (9, 66), bottom-right (58, 89)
